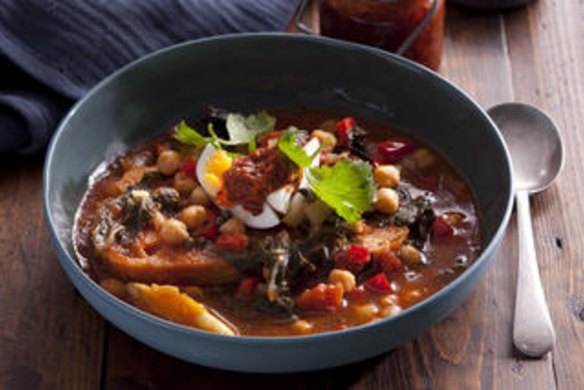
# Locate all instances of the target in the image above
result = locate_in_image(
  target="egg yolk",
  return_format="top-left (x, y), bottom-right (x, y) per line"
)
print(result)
top-left (204, 150), bottom-right (232, 197)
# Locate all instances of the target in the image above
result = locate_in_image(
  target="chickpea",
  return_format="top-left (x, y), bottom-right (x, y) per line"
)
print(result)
top-left (329, 269), bottom-right (356, 292)
top-left (159, 218), bottom-right (189, 245)
top-left (374, 188), bottom-right (400, 214)
top-left (374, 165), bottom-right (401, 188)
top-left (157, 150), bottom-right (181, 176)
top-left (174, 172), bottom-right (196, 194)
top-left (189, 186), bottom-right (210, 206)
top-left (381, 305), bottom-right (402, 318)
top-left (310, 129), bottom-right (337, 150)
top-left (219, 217), bottom-right (245, 234)
top-left (291, 319), bottom-right (313, 335)
top-left (151, 211), bottom-right (165, 230)
top-left (411, 148), bottom-right (436, 170)
top-left (100, 279), bottom-right (126, 298)
top-left (399, 244), bottom-right (423, 265)
top-left (179, 205), bottom-right (207, 229)
top-left (352, 303), bottom-right (380, 324)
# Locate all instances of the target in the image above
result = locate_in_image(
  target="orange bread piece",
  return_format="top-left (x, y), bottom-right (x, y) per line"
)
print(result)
top-left (101, 244), bottom-right (240, 285)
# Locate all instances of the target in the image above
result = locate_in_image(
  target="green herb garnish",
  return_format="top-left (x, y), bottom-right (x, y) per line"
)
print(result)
top-left (306, 159), bottom-right (375, 223)
top-left (173, 121), bottom-right (209, 146)
top-left (277, 128), bottom-right (314, 168)
top-left (225, 111), bottom-right (275, 152)
top-left (173, 111), bottom-right (275, 153)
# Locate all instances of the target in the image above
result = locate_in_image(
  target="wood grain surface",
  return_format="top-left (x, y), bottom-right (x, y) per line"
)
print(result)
top-left (1, 1), bottom-right (583, 389)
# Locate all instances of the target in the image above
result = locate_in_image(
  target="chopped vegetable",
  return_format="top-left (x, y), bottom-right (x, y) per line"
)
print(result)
top-left (336, 117), bottom-right (355, 147)
top-left (431, 215), bottom-right (454, 239)
top-left (216, 232), bottom-right (249, 250)
top-left (199, 210), bottom-right (219, 239)
top-left (296, 283), bottom-right (344, 313)
top-left (363, 273), bottom-right (393, 294)
top-left (377, 138), bottom-right (416, 163)
top-left (375, 250), bottom-right (403, 274)
top-left (127, 283), bottom-right (236, 335)
top-left (182, 157), bottom-right (197, 180)
top-left (237, 276), bottom-right (259, 297)
top-left (334, 244), bottom-right (371, 274)
top-left (306, 159), bottom-right (375, 223)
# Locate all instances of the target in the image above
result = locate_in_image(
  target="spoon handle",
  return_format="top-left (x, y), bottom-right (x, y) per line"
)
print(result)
top-left (513, 190), bottom-right (555, 357)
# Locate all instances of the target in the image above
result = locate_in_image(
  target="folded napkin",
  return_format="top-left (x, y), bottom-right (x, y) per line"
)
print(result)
top-left (0, 0), bottom-right (300, 154)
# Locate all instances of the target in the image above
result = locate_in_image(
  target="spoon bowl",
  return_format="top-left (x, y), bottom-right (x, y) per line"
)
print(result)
top-left (489, 103), bottom-right (564, 193)
top-left (488, 102), bottom-right (563, 358)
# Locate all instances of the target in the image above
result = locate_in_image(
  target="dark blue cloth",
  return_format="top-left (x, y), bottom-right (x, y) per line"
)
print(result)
top-left (0, 0), bottom-right (300, 154)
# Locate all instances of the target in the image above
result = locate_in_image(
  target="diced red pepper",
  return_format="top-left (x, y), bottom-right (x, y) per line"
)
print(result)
top-left (377, 138), bottom-right (416, 163)
top-left (375, 250), bottom-right (403, 274)
top-left (236, 276), bottom-right (259, 297)
top-left (296, 283), bottom-right (344, 313)
top-left (334, 244), bottom-right (371, 274)
top-left (216, 232), bottom-right (249, 250)
top-left (414, 174), bottom-right (440, 191)
top-left (344, 286), bottom-right (369, 301)
top-left (336, 117), bottom-right (355, 147)
top-left (431, 215), bottom-right (455, 239)
top-left (200, 211), bottom-right (219, 240)
top-left (363, 273), bottom-right (393, 294)
top-left (182, 157), bottom-right (197, 180)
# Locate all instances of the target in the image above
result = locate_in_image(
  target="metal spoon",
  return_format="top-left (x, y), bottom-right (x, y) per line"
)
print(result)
top-left (488, 103), bottom-right (563, 357)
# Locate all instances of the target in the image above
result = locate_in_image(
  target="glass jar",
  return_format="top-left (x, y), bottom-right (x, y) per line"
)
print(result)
top-left (317, 0), bottom-right (445, 70)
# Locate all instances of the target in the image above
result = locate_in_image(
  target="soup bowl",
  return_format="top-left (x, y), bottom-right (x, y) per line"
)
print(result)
top-left (43, 33), bottom-right (513, 373)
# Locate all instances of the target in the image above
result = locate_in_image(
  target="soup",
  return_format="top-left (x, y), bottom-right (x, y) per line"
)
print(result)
top-left (74, 108), bottom-right (480, 336)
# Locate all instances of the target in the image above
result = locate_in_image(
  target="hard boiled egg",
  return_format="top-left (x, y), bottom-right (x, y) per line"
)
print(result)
top-left (196, 144), bottom-right (233, 198)
top-left (196, 139), bottom-right (321, 230)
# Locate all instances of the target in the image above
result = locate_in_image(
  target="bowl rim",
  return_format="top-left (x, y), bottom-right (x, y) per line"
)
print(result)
top-left (43, 32), bottom-right (514, 345)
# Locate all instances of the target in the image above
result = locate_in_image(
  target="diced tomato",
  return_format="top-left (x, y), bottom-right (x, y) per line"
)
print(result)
top-left (347, 244), bottom-right (370, 264)
top-left (296, 283), bottom-right (344, 313)
top-left (363, 273), bottom-right (393, 294)
top-left (375, 250), bottom-right (403, 274)
top-left (344, 285), bottom-right (369, 301)
top-left (414, 174), bottom-right (439, 191)
top-left (236, 276), bottom-right (259, 297)
top-left (377, 139), bottom-right (416, 163)
top-left (200, 211), bottom-right (219, 239)
top-left (431, 215), bottom-right (454, 239)
top-left (182, 157), bottom-right (197, 180)
top-left (334, 244), bottom-right (371, 274)
top-left (216, 232), bottom-right (249, 250)
top-left (336, 117), bottom-right (355, 147)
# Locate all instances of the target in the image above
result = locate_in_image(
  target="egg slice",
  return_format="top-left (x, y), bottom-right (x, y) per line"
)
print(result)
top-left (230, 204), bottom-right (280, 229)
top-left (196, 144), bottom-right (233, 198)
top-left (266, 184), bottom-right (294, 214)
top-left (195, 139), bottom-right (321, 230)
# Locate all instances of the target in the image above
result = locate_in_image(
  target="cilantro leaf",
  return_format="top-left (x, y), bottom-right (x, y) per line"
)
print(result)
top-left (277, 127), bottom-right (315, 168)
top-left (173, 121), bottom-right (209, 146)
top-left (306, 159), bottom-right (375, 223)
top-left (224, 111), bottom-right (276, 152)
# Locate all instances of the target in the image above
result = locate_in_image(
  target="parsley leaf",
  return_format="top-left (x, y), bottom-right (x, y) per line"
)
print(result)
top-left (225, 111), bottom-right (276, 152)
top-left (173, 121), bottom-right (209, 146)
top-left (277, 128), bottom-right (313, 167)
top-left (306, 159), bottom-right (375, 223)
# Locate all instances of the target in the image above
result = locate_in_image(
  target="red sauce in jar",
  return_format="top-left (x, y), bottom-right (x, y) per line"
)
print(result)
top-left (320, 0), bottom-right (445, 70)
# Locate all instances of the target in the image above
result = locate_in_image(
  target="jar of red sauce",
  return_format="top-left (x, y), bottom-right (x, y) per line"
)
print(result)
top-left (297, 0), bottom-right (445, 70)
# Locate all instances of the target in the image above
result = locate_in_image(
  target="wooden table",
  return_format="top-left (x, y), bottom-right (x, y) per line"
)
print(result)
top-left (2, 2), bottom-right (583, 389)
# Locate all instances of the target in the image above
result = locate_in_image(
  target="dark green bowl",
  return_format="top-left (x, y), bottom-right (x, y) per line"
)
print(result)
top-left (43, 33), bottom-right (512, 372)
